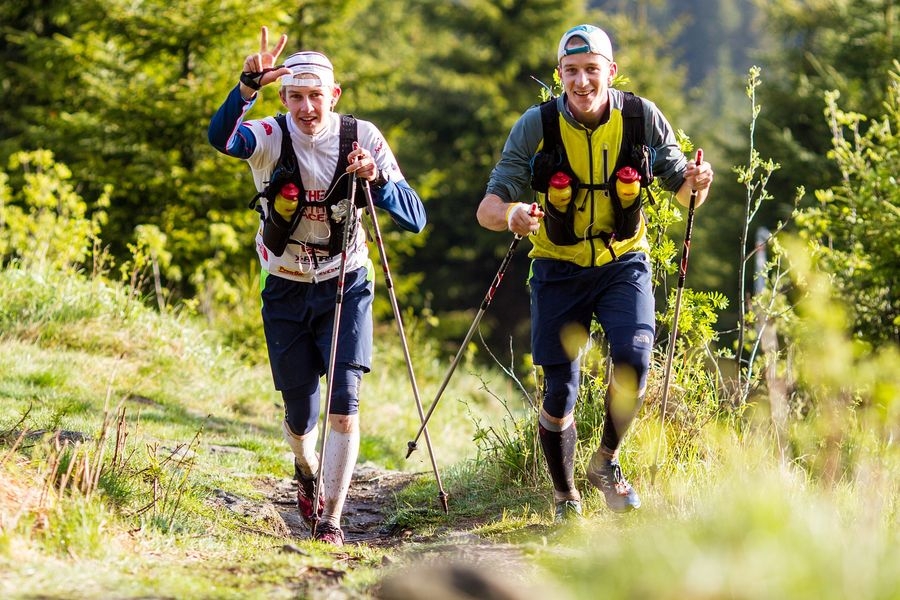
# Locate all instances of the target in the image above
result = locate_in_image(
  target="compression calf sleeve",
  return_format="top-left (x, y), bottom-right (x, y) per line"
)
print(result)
top-left (600, 392), bottom-right (644, 453)
top-left (320, 427), bottom-right (360, 526)
top-left (538, 415), bottom-right (580, 502)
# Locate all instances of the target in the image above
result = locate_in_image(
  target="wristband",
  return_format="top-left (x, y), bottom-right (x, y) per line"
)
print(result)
top-left (240, 71), bottom-right (264, 90)
top-left (239, 66), bottom-right (283, 91)
top-left (505, 202), bottom-right (525, 230)
top-left (370, 169), bottom-right (388, 189)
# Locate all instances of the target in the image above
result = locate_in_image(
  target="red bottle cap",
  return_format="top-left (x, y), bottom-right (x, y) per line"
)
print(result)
top-left (616, 166), bottom-right (640, 184)
top-left (280, 183), bottom-right (300, 200)
top-left (549, 172), bottom-right (572, 189)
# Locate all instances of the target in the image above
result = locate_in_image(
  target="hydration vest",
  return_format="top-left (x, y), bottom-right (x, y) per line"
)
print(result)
top-left (249, 113), bottom-right (362, 258)
top-left (529, 92), bottom-right (655, 251)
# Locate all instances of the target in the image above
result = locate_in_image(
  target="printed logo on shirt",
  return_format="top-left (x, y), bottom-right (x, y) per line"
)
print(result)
top-left (277, 266), bottom-right (306, 277)
top-left (304, 190), bottom-right (329, 223)
top-left (307, 189), bottom-right (328, 203)
top-left (262, 122), bottom-right (273, 135)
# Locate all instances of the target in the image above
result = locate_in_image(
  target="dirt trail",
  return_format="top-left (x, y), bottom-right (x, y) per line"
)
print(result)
top-left (266, 462), bottom-right (420, 547)
top-left (239, 462), bottom-right (537, 598)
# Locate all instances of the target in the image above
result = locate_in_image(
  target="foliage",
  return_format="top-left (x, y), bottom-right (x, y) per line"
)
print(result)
top-left (535, 434), bottom-right (900, 600)
top-left (795, 61), bottom-right (900, 345)
top-left (778, 238), bottom-right (900, 479)
top-left (0, 150), bottom-right (108, 273)
top-left (751, 0), bottom-right (900, 219)
top-left (728, 66), bottom-right (804, 402)
top-left (659, 0), bottom-right (900, 345)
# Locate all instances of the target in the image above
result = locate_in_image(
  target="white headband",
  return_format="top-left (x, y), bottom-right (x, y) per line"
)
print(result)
top-left (281, 51), bottom-right (335, 88)
top-left (281, 77), bottom-right (331, 88)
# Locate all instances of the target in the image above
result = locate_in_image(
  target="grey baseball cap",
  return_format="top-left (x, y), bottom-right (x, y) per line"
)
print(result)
top-left (557, 24), bottom-right (614, 62)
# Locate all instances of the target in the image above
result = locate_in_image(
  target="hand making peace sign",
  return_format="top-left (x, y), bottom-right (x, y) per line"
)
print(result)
top-left (239, 27), bottom-right (292, 97)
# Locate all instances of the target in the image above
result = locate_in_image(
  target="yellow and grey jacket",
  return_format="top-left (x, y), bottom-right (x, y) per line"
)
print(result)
top-left (485, 89), bottom-right (687, 268)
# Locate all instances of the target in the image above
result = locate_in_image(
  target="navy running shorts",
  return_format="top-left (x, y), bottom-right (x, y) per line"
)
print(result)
top-left (529, 252), bottom-right (656, 366)
top-left (261, 265), bottom-right (374, 391)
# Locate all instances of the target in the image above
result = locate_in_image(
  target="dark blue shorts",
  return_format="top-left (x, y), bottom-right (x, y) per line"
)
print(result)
top-left (261, 266), bottom-right (374, 391)
top-left (529, 252), bottom-right (656, 366)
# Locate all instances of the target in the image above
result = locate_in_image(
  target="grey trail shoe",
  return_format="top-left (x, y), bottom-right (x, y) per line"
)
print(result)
top-left (554, 499), bottom-right (584, 524)
top-left (587, 455), bottom-right (641, 513)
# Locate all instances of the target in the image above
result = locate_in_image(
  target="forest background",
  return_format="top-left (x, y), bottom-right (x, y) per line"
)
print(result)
top-left (2, 0), bottom-right (898, 358)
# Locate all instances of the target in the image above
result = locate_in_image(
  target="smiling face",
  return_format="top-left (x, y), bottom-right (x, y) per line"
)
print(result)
top-left (557, 47), bottom-right (617, 129)
top-left (279, 80), bottom-right (341, 135)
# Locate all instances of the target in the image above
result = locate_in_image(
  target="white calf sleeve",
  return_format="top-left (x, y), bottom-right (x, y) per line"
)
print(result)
top-left (281, 420), bottom-right (319, 478)
top-left (320, 427), bottom-right (359, 526)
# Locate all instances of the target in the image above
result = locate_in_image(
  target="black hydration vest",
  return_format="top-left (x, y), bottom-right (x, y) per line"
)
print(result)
top-left (529, 92), bottom-right (655, 252)
top-left (249, 113), bottom-right (361, 257)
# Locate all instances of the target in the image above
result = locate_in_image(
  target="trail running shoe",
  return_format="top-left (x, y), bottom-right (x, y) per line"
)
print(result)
top-left (296, 474), bottom-right (324, 528)
top-left (586, 456), bottom-right (641, 513)
top-left (554, 499), bottom-right (584, 523)
top-left (314, 521), bottom-right (345, 547)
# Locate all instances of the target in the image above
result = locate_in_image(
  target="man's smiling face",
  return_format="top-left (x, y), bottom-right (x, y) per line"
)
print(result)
top-left (280, 81), bottom-right (341, 135)
top-left (558, 47), bottom-right (617, 127)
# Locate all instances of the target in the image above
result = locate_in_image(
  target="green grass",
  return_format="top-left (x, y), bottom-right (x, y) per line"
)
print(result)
top-left (0, 265), bottom-right (506, 598)
top-left (533, 437), bottom-right (900, 599)
top-left (2, 261), bottom-right (899, 599)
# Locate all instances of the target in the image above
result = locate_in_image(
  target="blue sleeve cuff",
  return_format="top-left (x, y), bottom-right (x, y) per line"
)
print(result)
top-left (371, 180), bottom-right (426, 233)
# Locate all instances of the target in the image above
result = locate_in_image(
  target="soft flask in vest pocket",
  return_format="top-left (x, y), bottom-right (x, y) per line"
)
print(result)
top-left (541, 171), bottom-right (580, 246)
top-left (608, 165), bottom-right (644, 240)
top-left (262, 206), bottom-right (296, 257)
top-left (543, 197), bottom-right (581, 246)
top-left (261, 180), bottom-right (303, 257)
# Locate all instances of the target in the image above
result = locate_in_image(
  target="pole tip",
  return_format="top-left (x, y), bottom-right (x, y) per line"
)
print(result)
top-left (649, 463), bottom-right (660, 485)
top-left (438, 491), bottom-right (450, 514)
top-left (405, 441), bottom-right (417, 458)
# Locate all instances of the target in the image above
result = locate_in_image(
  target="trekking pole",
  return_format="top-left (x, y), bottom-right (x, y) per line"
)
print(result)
top-left (406, 203), bottom-right (538, 458)
top-left (361, 180), bottom-right (449, 513)
top-left (311, 172), bottom-right (359, 537)
top-left (652, 149), bottom-right (703, 483)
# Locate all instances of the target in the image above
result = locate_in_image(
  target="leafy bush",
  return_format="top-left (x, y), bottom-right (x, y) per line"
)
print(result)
top-left (796, 60), bottom-right (900, 345)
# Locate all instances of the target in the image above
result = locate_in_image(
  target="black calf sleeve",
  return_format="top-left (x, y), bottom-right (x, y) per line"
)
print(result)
top-left (282, 365), bottom-right (363, 436)
top-left (600, 406), bottom-right (620, 453)
top-left (539, 421), bottom-right (578, 495)
top-left (600, 391), bottom-right (644, 453)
